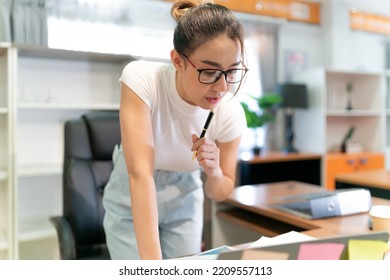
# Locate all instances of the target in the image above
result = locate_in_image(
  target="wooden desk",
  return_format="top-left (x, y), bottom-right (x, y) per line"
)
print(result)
top-left (335, 169), bottom-right (390, 199)
top-left (238, 151), bottom-right (322, 186)
top-left (212, 181), bottom-right (390, 247)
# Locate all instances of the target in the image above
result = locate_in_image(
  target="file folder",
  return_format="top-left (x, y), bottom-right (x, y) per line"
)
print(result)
top-left (272, 188), bottom-right (372, 219)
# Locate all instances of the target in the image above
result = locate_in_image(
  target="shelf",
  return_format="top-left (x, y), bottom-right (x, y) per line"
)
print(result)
top-left (325, 67), bottom-right (383, 77)
top-left (18, 103), bottom-right (119, 111)
top-left (16, 44), bottom-right (134, 63)
top-left (18, 218), bottom-right (56, 242)
top-left (17, 165), bottom-right (62, 177)
top-left (0, 170), bottom-right (7, 181)
top-left (15, 44), bottom-right (169, 64)
top-left (1, 43), bottom-right (133, 259)
top-left (326, 110), bottom-right (382, 117)
top-left (0, 42), bottom-right (11, 48)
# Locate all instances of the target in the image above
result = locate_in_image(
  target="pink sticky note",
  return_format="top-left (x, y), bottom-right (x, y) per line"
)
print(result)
top-left (297, 243), bottom-right (344, 260)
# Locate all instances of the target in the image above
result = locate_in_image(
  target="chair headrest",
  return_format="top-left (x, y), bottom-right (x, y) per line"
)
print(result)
top-left (82, 111), bottom-right (121, 161)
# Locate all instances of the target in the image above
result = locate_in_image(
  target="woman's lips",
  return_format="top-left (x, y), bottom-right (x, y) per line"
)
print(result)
top-left (205, 97), bottom-right (221, 105)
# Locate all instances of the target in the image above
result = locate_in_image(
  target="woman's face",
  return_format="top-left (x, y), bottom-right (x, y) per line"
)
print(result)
top-left (173, 34), bottom-right (243, 110)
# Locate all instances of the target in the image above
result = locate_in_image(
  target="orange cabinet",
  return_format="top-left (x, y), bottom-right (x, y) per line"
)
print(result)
top-left (325, 153), bottom-right (385, 190)
top-left (214, 0), bottom-right (255, 13)
top-left (214, 0), bottom-right (321, 24)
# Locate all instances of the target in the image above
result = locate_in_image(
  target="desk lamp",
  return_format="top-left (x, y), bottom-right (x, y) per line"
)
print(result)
top-left (277, 83), bottom-right (308, 153)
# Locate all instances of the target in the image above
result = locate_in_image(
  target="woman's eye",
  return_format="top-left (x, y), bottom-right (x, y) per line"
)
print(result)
top-left (203, 70), bottom-right (219, 77)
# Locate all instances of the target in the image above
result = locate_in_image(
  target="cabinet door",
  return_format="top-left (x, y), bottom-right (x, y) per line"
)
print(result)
top-left (357, 154), bottom-right (385, 171)
top-left (325, 153), bottom-right (385, 190)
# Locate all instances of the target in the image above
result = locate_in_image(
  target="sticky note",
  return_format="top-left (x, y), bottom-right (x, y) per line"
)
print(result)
top-left (348, 239), bottom-right (388, 260)
top-left (297, 243), bottom-right (344, 260)
top-left (241, 249), bottom-right (289, 260)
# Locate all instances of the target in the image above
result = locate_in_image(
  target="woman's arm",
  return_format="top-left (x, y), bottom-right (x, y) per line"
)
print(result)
top-left (120, 83), bottom-right (162, 260)
top-left (193, 135), bottom-right (241, 201)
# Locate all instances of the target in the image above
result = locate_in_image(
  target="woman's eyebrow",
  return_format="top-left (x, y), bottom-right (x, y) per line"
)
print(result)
top-left (200, 59), bottom-right (242, 68)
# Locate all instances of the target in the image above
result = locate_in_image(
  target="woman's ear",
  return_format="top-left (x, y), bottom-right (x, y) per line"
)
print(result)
top-left (170, 49), bottom-right (183, 70)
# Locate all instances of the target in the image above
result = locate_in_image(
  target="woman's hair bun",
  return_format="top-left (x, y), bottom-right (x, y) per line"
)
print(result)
top-left (171, 0), bottom-right (211, 22)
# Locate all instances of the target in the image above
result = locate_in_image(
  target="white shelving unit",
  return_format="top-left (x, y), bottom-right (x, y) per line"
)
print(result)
top-left (292, 67), bottom-right (387, 188)
top-left (0, 43), bottom-right (14, 260)
top-left (293, 67), bottom-right (386, 154)
top-left (0, 44), bottom-right (143, 259)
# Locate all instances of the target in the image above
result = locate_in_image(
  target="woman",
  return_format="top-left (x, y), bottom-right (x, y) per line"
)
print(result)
top-left (103, 0), bottom-right (248, 260)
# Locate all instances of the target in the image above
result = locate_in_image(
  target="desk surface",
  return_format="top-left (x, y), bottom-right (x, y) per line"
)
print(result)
top-left (335, 169), bottom-right (390, 190)
top-left (239, 151), bottom-right (322, 164)
top-left (218, 181), bottom-right (390, 238)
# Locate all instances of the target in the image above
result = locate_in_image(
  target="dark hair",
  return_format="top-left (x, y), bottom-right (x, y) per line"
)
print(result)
top-left (171, 0), bottom-right (245, 58)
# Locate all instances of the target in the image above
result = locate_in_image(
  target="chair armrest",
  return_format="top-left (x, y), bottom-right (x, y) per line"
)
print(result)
top-left (50, 216), bottom-right (77, 260)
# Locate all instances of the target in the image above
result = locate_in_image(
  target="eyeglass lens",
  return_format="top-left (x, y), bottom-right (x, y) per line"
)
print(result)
top-left (199, 69), bottom-right (247, 84)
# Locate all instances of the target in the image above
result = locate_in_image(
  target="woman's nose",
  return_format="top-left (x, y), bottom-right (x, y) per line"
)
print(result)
top-left (212, 74), bottom-right (228, 92)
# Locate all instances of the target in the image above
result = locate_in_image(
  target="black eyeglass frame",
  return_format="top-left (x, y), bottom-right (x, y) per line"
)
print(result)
top-left (180, 53), bottom-right (248, 85)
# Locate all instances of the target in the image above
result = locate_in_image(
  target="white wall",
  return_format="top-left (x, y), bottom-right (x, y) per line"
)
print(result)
top-left (278, 0), bottom-right (388, 80)
top-left (278, 22), bottom-right (324, 83)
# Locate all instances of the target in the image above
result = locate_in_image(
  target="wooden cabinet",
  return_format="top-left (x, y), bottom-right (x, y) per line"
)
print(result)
top-left (238, 151), bottom-right (322, 186)
top-left (335, 169), bottom-right (390, 199)
top-left (214, 0), bottom-right (255, 14)
top-left (293, 67), bottom-right (387, 189)
top-left (325, 153), bottom-right (385, 190)
top-left (213, 0), bottom-right (320, 24)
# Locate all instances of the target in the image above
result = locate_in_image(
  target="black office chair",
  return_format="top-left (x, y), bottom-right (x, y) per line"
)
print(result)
top-left (50, 111), bottom-right (121, 260)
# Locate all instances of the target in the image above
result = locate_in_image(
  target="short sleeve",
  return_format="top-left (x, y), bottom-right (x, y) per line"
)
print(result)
top-left (119, 60), bottom-right (157, 109)
top-left (212, 94), bottom-right (247, 143)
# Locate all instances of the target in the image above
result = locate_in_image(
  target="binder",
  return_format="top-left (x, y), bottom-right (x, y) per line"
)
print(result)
top-left (272, 188), bottom-right (372, 219)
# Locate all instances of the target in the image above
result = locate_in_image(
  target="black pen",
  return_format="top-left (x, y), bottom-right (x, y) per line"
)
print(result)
top-left (192, 109), bottom-right (214, 160)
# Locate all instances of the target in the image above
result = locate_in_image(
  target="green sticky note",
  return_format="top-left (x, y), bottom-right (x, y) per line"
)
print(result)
top-left (348, 239), bottom-right (388, 260)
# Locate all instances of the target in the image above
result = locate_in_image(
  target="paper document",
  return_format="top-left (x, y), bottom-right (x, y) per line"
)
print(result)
top-left (249, 231), bottom-right (316, 248)
top-left (176, 231), bottom-right (315, 260)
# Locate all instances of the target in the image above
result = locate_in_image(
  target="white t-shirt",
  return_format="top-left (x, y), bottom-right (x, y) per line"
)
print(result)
top-left (120, 60), bottom-right (247, 172)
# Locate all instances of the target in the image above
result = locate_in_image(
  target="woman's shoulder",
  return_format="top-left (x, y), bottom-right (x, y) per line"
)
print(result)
top-left (123, 60), bottom-right (170, 74)
top-left (121, 60), bottom-right (172, 87)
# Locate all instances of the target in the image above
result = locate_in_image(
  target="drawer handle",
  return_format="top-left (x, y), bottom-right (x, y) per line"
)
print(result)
top-left (359, 158), bottom-right (368, 165)
top-left (346, 159), bottom-right (356, 165)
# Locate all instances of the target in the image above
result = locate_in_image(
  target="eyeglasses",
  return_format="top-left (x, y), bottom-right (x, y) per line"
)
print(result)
top-left (181, 54), bottom-right (248, 84)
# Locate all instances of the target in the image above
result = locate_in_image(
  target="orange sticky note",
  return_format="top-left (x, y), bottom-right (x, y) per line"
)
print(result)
top-left (297, 243), bottom-right (344, 260)
top-left (348, 239), bottom-right (388, 260)
top-left (242, 249), bottom-right (289, 260)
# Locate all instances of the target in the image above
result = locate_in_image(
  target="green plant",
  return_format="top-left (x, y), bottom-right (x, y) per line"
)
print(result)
top-left (241, 93), bottom-right (283, 128)
top-left (342, 126), bottom-right (355, 143)
top-left (346, 82), bottom-right (353, 94)
top-left (341, 126), bottom-right (355, 153)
